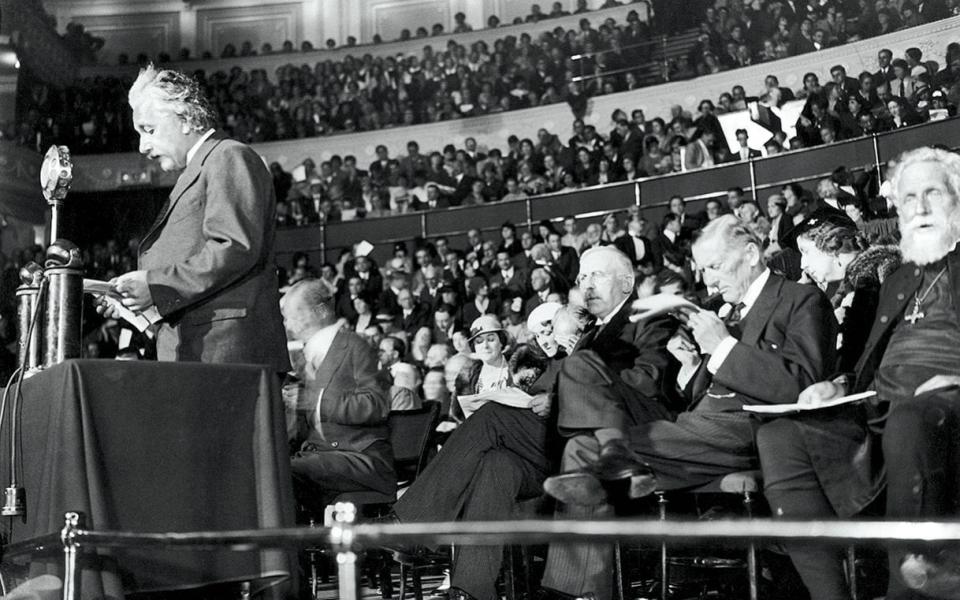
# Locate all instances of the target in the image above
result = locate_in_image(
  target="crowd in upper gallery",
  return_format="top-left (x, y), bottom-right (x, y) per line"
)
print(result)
top-left (5, 0), bottom-right (957, 158)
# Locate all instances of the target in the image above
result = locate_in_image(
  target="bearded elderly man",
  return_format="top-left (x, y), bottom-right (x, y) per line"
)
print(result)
top-left (101, 64), bottom-right (287, 371)
top-left (799, 147), bottom-right (960, 600)
top-left (542, 215), bottom-right (837, 600)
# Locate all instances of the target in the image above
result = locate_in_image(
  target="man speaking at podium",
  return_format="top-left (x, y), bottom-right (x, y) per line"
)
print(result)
top-left (101, 65), bottom-right (288, 372)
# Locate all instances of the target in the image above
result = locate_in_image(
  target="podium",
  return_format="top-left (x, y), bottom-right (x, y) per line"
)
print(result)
top-left (1, 360), bottom-right (295, 597)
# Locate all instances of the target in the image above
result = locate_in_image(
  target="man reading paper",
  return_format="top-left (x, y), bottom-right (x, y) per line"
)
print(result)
top-left (100, 65), bottom-right (288, 371)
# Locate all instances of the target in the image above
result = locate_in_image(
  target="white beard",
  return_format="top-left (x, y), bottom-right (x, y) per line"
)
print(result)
top-left (900, 218), bottom-right (960, 265)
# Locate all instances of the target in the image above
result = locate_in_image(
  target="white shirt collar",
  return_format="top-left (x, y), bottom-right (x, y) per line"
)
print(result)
top-left (186, 129), bottom-right (216, 167)
top-left (303, 321), bottom-right (342, 367)
top-left (739, 268), bottom-right (771, 317)
top-left (598, 295), bottom-right (630, 327)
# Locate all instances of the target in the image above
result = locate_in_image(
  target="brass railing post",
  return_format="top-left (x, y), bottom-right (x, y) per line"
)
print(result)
top-left (331, 502), bottom-right (359, 600)
top-left (61, 512), bottom-right (80, 600)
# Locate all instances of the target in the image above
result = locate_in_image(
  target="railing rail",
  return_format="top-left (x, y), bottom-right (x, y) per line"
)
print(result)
top-left (267, 116), bottom-right (960, 265)
top-left (8, 510), bottom-right (960, 600)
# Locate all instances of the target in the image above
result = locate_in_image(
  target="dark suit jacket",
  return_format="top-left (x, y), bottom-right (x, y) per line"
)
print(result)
top-left (687, 273), bottom-right (838, 412)
top-left (552, 246), bottom-right (580, 287)
top-left (873, 66), bottom-right (896, 85)
top-left (462, 298), bottom-right (501, 328)
top-left (299, 328), bottom-right (392, 464)
top-left (490, 268), bottom-right (530, 301)
top-left (613, 234), bottom-right (653, 269)
top-left (393, 305), bottom-right (431, 340)
top-left (559, 292), bottom-right (678, 429)
top-left (918, 0), bottom-right (949, 22)
top-left (650, 232), bottom-right (686, 271)
top-left (336, 294), bottom-right (360, 324)
top-left (854, 246), bottom-right (960, 390)
top-left (451, 174), bottom-right (478, 206)
top-left (140, 132), bottom-right (289, 372)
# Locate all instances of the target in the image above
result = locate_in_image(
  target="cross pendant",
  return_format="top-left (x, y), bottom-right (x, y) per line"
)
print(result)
top-left (905, 301), bottom-right (925, 325)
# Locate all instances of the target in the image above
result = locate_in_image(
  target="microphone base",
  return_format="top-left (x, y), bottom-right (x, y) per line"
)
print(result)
top-left (1, 486), bottom-right (25, 517)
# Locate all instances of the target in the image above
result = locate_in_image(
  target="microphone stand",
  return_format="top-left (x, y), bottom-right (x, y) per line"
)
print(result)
top-left (2, 145), bottom-right (77, 518)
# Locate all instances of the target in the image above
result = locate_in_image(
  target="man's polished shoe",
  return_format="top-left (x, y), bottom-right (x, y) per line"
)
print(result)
top-left (544, 469), bottom-right (658, 506)
top-left (901, 551), bottom-right (960, 599)
top-left (533, 586), bottom-right (596, 600)
top-left (448, 587), bottom-right (479, 600)
top-left (544, 471), bottom-right (607, 506)
top-left (367, 512), bottom-right (434, 564)
top-left (587, 439), bottom-right (650, 482)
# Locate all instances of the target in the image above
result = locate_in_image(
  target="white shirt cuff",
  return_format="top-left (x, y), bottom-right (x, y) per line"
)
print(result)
top-left (312, 388), bottom-right (324, 431)
top-left (707, 337), bottom-right (738, 374)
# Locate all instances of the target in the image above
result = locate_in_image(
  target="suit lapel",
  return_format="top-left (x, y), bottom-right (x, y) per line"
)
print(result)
top-left (141, 133), bottom-right (224, 247)
top-left (739, 275), bottom-right (780, 345)
top-left (592, 293), bottom-right (636, 349)
top-left (950, 247), bottom-right (960, 323)
top-left (312, 329), bottom-right (349, 389)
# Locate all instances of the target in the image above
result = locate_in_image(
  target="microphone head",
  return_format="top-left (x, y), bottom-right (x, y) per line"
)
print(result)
top-left (44, 239), bottom-right (83, 269)
top-left (19, 262), bottom-right (44, 286)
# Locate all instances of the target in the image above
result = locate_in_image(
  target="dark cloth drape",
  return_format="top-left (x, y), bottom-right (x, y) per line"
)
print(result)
top-left (1, 359), bottom-right (295, 598)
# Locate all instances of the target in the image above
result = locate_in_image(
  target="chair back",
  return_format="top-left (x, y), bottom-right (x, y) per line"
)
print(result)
top-left (388, 401), bottom-right (441, 482)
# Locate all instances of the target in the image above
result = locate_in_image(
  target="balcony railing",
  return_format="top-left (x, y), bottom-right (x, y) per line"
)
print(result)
top-left (274, 116), bottom-right (960, 265)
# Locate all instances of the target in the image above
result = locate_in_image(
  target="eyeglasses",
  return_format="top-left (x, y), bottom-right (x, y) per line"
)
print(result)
top-left (575, 270), bottom-right (614, 287)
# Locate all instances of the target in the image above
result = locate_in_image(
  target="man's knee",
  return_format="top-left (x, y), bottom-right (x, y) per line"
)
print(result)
top-left (290, 453), bottom-right (315, 479)
top-left (561, 350), bottom-right (615, 385)
top-left (756, 418), bottom-right (802, 457)
top-left (477, 450), bottom-right (525, 485)
top-left (883, 401), bottom-right (937, 458)
top-left (561, 436), bottom-right (600, 470)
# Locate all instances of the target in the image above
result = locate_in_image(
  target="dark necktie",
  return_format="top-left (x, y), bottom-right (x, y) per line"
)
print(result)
top-left (577, 323), bottom-right (601, 351)
top-left (724, 302), bottom-right (746, 338)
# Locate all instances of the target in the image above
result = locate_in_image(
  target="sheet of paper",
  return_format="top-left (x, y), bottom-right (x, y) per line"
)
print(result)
top-left (459, 387), bottom-right (535, 410)
top-left (96, 295), bottom-right (152, 332)
top-left (629, 293), bottom-right (700, 322)
top-left (84, 279), bottom-right (162, 331)
top-left (743, 391), bottom-right (877, 415)
top-left (354, 240), bottom-right (374, 258)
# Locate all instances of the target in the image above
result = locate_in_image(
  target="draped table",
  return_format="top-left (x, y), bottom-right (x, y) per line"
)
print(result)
top-left (1, 359), bottom-right (295, 598)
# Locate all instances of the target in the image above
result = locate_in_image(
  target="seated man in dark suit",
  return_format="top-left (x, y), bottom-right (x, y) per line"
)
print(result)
top-left (546, 231), bottom-right (580, 286)
top-left (392, 288), bottom-right (429, 339)
top-left (541, 246), bottom-right (679, 600)
top-left (650, 213), bottom-right (687, 272)
top-left (542, 216), bottom-right (837, 600)
top-left (613, 216), bottom-right (654, 270)
top-left (489, 250), bottom-right (530, 302)
top-left (793, 147), bottom-right (960, 600)
top-left (385, 308), bottom-right (569, 600)
top-left (282, 279), bottom-right (396, 515)
top-left (335, 276), bottom-right (363, 325)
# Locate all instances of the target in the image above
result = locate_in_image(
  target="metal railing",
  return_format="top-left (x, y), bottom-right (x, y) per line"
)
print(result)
top-left (280, 116), bottom-right (960, 266)
top-left (9, 507), bottom-right (960, 600)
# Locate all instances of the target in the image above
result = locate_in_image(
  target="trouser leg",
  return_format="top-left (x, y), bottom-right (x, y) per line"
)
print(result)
top-left (290, 448), bottom-right (394, 515)
top-left (541, 436), bottom-right (614, 600)
top-left (452, 449), bottom-right (548, 600)
top-left (757, 419), bottom-right (849, 600)
top-left (396, 404), bottom-right (548, 523)
top-left (883, 389), bottom-right (960, 599)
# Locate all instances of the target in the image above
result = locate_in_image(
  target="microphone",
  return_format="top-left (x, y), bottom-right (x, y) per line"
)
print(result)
top-left (43, 239), bottom-right (82, 269)
top-left (18, 262), bottom-right (44, 287)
